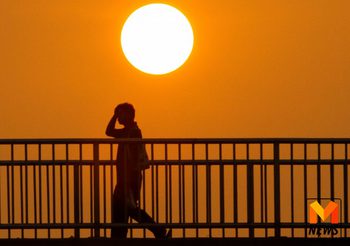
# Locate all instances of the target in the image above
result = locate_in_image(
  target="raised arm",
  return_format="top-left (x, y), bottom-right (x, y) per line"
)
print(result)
top-left (105, 111), bottom-right (126, 138)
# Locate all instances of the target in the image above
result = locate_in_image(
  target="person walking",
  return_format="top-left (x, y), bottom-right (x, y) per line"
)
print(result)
top-left (106, 103), bottom-right (170, 239)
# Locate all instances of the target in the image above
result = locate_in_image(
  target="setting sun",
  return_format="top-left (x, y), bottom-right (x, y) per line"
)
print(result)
top-left (121, 3), bottom-right (194, 75)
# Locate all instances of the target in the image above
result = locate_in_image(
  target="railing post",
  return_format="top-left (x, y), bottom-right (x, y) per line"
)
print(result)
top-left (219, 144), bottom-right (225, 226)
top-left (73, 162), bottom-right (80, 238)
top-left (93, 143), bottom-right (100, 238)
top-left (247, 144), bottom-right (254, 238)
top-left (274, 142), bottom-right (281, 237)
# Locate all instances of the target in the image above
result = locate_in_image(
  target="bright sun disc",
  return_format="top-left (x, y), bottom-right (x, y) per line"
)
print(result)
top-left (121, 4), bottom-right (194, 75)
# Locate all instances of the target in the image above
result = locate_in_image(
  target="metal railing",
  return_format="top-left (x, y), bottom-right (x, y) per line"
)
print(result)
top-left (0, 138), bottom-right (349, 239)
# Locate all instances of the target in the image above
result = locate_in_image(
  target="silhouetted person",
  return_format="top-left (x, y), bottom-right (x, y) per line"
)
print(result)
top-left (106, 103), bottom-right (169, 239)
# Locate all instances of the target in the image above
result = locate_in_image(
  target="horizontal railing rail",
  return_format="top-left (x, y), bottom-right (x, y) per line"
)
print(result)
top-left (2, 138), bottom-right (350, 144)
top-left (0, 138), bottom-right (349, 239)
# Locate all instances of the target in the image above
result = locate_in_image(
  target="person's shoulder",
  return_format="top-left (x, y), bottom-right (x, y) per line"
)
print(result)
top-left (129, 122), bottom-right (142, 138)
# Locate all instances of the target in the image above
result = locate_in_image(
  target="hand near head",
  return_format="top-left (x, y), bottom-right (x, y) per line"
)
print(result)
top-left (114, 105), bottom-right (121, 118)
top-left (111, 103), bottom-right (135, 127)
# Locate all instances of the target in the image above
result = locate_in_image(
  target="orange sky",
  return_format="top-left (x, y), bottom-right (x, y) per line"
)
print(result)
top-left (1, 0), bottom-right (349, 139)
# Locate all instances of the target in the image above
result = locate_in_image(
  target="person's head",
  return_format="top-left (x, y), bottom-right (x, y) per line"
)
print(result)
top-left (115, 103), bottom-right (135, 126)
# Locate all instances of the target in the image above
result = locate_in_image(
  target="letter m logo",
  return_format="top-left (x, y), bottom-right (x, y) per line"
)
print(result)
top-left (309, 201), bottom-right (339, 224)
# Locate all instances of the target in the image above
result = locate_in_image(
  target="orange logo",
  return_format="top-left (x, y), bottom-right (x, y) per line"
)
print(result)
top-left (309, 200), bottom-right (339, 224)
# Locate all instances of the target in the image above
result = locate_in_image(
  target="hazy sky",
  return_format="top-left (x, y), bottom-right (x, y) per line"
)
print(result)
top-left (1, 0), bottom-right (349, 139)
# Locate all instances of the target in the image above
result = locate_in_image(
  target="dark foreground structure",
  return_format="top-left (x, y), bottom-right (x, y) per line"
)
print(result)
top-left (1, 237), bottom-right (350, 246)
top-left (0, 138), bottom-right (350, 245)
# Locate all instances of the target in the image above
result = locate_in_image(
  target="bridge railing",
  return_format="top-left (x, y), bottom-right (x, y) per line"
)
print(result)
top-left (0, 138), bottom-right (349, 239)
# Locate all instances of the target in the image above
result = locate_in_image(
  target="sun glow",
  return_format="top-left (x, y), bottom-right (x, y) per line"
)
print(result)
top-left (121, 4), bottom-right (194, 75)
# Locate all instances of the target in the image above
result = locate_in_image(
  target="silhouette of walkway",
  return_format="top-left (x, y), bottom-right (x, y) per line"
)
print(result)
top-left (1, 237), bottom-right (350, 246)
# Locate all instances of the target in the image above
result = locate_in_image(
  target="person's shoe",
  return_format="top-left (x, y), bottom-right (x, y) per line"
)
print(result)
top-left (155, 228), bottom-right (172, 239)
top-left (165, 229), bottom-right (172, 239)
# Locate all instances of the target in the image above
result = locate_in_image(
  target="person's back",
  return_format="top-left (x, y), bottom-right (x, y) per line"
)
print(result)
top-left (114, 122), bottom-right (142, 187)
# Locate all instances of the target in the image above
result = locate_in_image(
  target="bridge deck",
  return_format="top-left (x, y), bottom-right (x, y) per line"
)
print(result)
top-left (1, 238), bottom-right (350, 246)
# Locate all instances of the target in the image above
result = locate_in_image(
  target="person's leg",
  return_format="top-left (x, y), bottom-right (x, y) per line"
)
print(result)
top-left (111, 186), bottom-right (129, 239)
top-left (129, 208), bottom-right (166, 238)
top-left (129, 172), bottom-right (167, 238)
